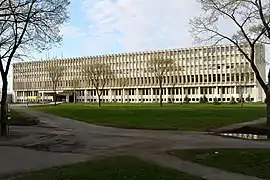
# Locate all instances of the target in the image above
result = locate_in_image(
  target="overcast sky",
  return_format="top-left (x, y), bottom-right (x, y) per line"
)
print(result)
top-left (46, 0), bottom-right (203, 57)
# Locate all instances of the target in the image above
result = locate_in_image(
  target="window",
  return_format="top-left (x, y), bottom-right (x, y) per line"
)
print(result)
top-left (209, 88), bottom-right (212, 94)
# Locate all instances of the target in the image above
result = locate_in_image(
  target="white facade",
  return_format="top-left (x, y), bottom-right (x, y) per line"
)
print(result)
top-left (12, 43), bottom-right (266, 103)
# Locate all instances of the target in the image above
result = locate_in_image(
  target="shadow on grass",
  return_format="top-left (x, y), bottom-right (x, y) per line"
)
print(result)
top-left (10, 110), bottom-right (39, 126)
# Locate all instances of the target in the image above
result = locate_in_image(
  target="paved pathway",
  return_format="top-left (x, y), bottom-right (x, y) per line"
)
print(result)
top-left (13, 107), bottom-right (270, 151)
top-left (5, 105), bottom-right (270, 180)
top-left (0, 146), bottom-right (88, 178)
top-left (212, 117), bottom-right (266, 132)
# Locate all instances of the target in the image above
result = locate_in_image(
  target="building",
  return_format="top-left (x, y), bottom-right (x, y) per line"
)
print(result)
top-left (12, 43), bottom-right (266, 103)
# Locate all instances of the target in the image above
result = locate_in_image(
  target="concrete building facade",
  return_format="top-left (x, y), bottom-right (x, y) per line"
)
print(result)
top-left (12, 43), bottom-right (266, 103)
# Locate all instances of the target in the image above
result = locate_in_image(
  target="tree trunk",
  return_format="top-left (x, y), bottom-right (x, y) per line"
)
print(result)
top-left (73, 90), bottom-right (76, 104)
top-left (240, 87), bottom-right (243, 108)
top-left (54, 90), bottom-right (56, 106)
top-left (172, 85), bottom-right (175, 104)
top-left (181, 87), bottom-right (183, 105)
top-left (159, 78), bottom-right (163, 107)
top-left (250, 60), bottom-right (267, 95)
top-left (121, 89), bottom-right (123, 104)
top-left (97, 93), bottom-right (101, 107)
top-left (267, 69), bottom-right (270, 126)
top-left (0, 77), bottom-right (8, 137)
top-left (26, 94), bottom-right (28, 106)
top-left (267, 99), bottom-right (270, 126)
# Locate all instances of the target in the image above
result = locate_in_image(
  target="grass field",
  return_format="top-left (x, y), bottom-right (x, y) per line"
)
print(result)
top-left (32, 103), bottom-right (266, 131)
top-left (169, 149), bottom-right (270, 179)
top-left (12, 156), bottom-right (202, 180)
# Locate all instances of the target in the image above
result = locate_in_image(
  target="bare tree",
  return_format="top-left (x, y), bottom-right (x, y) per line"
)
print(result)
top-left (190, 0), bottom-right (270, 124)
top-left (46, 61), bottom-right (64, 106)
top-left (119, 78), bottom-right (128, 103)
top-left (170, 81), bottom-right (177, 104)
top-left (71, 78), bottom-right (80, 104)
top-left (83, 62), bottom-right (112, 107)
top-left (0, 0), bottom-right (69, 136)
top-left (148, 54), bottom-right (174, 107)
top-left (20, 66), bottom-right (30, 106)
top-left (234, 64), bottom-right (252, 108)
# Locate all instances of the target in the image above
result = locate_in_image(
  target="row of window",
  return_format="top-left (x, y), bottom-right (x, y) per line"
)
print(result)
top-left (17, 96), bottom-right (255, 103)
top-left (74, 97), bottom-right (255, 102)
top-left (14, 45), bottom-right (252, 67)
top-left (73, 86), bottom-right (254, 96)
top-left (14, 59), bottom-right (250, 77)
top-left (16, 85), bottom-right (255, 98)
top-left (14, 72), bottom-right (256, 90)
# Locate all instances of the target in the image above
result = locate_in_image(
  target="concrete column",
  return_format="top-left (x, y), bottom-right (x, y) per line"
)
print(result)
top-left (12, 91), bottom-right (17, 103)
top-left (84, 90), bottom-right (87, 103)
top-left (23, 91), bottom-right (25, 103)
top-left (166, 87), bottom-right (169, 102)
top-left (109, 89), bottom-right (112, 102)
top-left (42, 92), bottom-right (45, 102)
top-left (126, 89), bottom-right (129, 103)
top-left (122, 89), bottom-right (125, 103)
top-left (234, 86), bottom-right (237, 95)
top-left (151, 88), bottom-right (153, 102)
top-left (66, 95), bottom-right (69, 102)
top-left (31, 91), bottom-right (34, 102)
top-left (181, 87), bottom-right (184, 103)
top-left (136, 88), bottom-right (139, 102)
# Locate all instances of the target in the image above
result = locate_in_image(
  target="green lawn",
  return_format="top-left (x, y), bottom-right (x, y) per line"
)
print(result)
top-left (169, 149), bottom-right (270, 179)
top-left (33, 103), bottom-right (266, 131)
top-left (12, 156), bottom-right (202, 180)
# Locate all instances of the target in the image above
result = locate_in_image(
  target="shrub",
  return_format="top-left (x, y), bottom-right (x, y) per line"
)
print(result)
top-left (184, 95), bottom-right (190, 104)
top-left (230, 96), bottom-right (236, 104)
top-left (246, 94), bottom-right (251, 102)
top-left (238, 95), bottom-right (245, 103)
top-left (203, 94), bottom-right (208, 103)
top-left (199, 97), bottom-right (204, 103)
top-left (199, 95), bottom-right (208, 103)
top-left (213, 97), bottom-right (220, 105)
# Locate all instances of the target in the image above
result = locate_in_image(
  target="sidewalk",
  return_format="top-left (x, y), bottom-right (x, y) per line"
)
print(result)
top-left (211, 117), bottom-right (266, 133)
top-left (135, 152), bottom-right (265, 180)
top-left (0, 146), bottom-right (89, 177)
